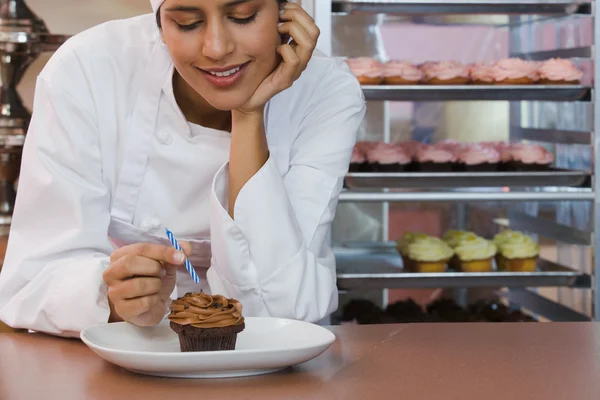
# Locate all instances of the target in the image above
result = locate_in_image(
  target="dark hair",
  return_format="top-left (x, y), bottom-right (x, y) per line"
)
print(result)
top-left (156, 0), bottom-right (288, 29)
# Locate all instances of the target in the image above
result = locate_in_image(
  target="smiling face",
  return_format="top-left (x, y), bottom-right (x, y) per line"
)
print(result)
top-left (160, 0), bottom-right (283, 111)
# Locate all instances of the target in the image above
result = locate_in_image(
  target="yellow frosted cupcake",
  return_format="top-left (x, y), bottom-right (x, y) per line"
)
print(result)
top-left (443, 230), bottom-right (478, 248)
top-left (497, 234), bottom-right (539, 272)
top-left (443, 230), bottom-right (479, 270)
top-left (396, 232), bottom-right (428, 270)
top-left (406, 236), bottom-right (454, 273)
top-left (492, 229), bottom-right (523, 248)
top-left (492, 230), bottom-right (524, 270)
top-left (454, 236), bottom-right (497, 272)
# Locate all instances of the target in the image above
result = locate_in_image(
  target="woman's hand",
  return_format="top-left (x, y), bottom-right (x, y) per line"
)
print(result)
top-left (103, 242), bottom-right (192, 327)
top-left (236, 2), bottom-right (320, 115)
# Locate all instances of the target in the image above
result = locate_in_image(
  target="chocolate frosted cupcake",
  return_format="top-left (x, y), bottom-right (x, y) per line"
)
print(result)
top-left (168, 292), bottom-right (245, 352)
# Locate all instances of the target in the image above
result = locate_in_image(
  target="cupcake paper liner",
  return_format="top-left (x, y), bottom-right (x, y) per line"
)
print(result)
top-left (372, 163), bottom-right (408, 173)
top-left (459, 258), bottom-right (494, 273)
top-left (507, 161), bottom-right (552, 172)
top-left (538, 79), bottom-right (580, 85)
top-left (495, 77), bottom-right (536, 85)
top-left (407, 257), bottom-right (450, 273)
top-left (459, 163), bottom-right (499, 172)
top-left (383, 76), bottom-right (421, 85)
top-left (358, 76), bottom-right (383, 85)
top-left (426, 77), bottom-right (470, 85)
top-left (170, 322), bottom-right (245, 352)
top-left (418, 162), bottom-right (454, 172)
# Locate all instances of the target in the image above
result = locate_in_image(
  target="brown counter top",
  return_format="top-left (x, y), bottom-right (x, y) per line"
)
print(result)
top-left (1, 322), bottom-right (599, 400)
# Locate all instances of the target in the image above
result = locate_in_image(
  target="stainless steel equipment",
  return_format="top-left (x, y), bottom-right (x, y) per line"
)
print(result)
top-left (0, 0), bottom-right (68, 229)
top-left (309, 0), bottom-right (598, 321)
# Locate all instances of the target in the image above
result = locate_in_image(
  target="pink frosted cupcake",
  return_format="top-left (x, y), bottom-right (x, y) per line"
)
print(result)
top-left (397, 141), bottom-right (424, 171)
top-left (469, 63), bottom-right (495, 85)
top-left (349, 146), bottom-right (367, 172)
top-left (366, 143), bottom-right (412, 172)
top-left (398, 140), bottom-right (425, 158)
top-left (345, 57), bottom-right (383, 85)
top-left (420, 61), bottom-right (470, 85)
top-left (538, 58), bottom-right (583, 85)
top-left (491, 58), bottom-right (539, 84)
top-left (434, 139), bottom-right (470, 153)
top-left (509, 143), bottom-right (555, 171)
top-left (456, 144), bottom-right (500, 172)
top-left (480, 141), bottom-right (512, 170)
top-left (381, 60), bottom-right (424, 85)
top-left (355, 141), bottom-right (379, 154)
top-left (415, 144), bottom-right (457, 172)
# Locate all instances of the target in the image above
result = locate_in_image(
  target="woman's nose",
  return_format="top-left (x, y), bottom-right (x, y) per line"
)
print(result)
top-left (202, 21), bottom-right (234, 61)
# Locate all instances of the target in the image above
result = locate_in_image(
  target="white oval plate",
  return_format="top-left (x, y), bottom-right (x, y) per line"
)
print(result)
top-left (80, 317), bottom-right (335, 379)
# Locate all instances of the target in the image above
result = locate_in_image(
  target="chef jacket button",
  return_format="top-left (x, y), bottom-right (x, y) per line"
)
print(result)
top-left (150, 218), bottom-right (162, 230)
top-left (140, 219), bottom-right (152, 233)
top-left (157, 131), bottom-right (173, 145)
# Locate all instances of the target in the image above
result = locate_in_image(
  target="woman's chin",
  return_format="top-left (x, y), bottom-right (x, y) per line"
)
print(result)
top-left (205, 97), bottom-right (251, 112)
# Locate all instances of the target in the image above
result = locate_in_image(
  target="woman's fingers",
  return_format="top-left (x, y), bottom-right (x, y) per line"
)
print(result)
top-left (113, 294), bottom-right (162, 322)
top-left (108, 276), bottom-right (163, 301)
top-left (104, 255), bottom-right (163, 284)
top-left (104, 240), bottom-right (193, 325)
top-left (275, 44), bottom-right (301, 89)
top-left (110, 242), bottom-right (186, 266)
top-left (277, 21), bottom-right (315, 71)
top-left (280, 3), bottom-right (320, 41)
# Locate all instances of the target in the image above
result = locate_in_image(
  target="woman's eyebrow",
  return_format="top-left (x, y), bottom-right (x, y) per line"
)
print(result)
top-left (164, 1), bottom-right (252, 13)
top-left (223, 0), bottom-right (253, 8)
top-left (164, 5), bottom-right (201, 13)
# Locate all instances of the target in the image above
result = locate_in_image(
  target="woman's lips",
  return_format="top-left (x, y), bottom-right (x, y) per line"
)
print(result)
top-left (198, 62), bottom-right (250, 88)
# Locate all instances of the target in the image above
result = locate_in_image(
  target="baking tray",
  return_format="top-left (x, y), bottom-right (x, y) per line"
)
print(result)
top-left (344, 169), bottom-right (591, 189)
top-left (332, 0), bottom-right (590, 15)
top-left (361, 85), bottom-right (591, 102)
top-left (334, 246), bottom-right (591, 289)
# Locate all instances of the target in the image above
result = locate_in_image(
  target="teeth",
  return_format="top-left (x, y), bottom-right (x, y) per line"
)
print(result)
top-left (208, 66), bottom-right (241, 77)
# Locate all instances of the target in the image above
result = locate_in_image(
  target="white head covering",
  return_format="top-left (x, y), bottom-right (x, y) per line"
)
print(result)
top-left (150, 0), bottom-right (165, 13)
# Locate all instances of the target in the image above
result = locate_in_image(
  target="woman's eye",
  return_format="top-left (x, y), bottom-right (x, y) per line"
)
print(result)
top-left (176, 21), bottom-right (202, 32)
top-left (230, 14), bottom-right (257, 25)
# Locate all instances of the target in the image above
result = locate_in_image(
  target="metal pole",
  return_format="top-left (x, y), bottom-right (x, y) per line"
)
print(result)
top-left (593, 0), bottom-right (600, 321)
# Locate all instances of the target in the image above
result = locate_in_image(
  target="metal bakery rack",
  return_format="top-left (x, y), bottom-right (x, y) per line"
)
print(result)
top-left (307, 0), bottom-right (598, 321)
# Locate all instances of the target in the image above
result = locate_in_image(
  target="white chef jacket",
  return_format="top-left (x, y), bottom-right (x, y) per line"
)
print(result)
top-left (0, 14), bottom-right (366, 337)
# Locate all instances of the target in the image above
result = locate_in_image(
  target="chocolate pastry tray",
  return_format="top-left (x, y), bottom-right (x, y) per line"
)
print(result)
top-left (345, 168), bottom-right (590, 189)
top-left (332, 0), bottom-right (590, 16)
top-left (360, 85), bottom-right (591, 102)
top-left (334, 245), bottom-right (591, 290)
